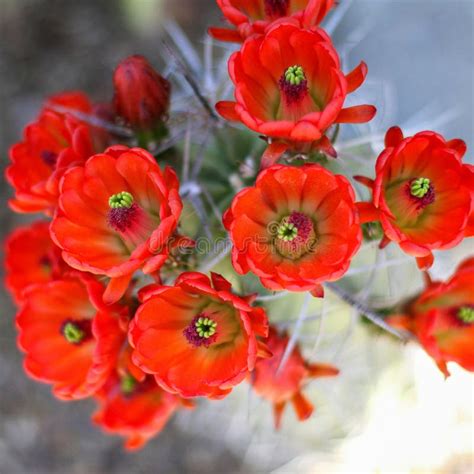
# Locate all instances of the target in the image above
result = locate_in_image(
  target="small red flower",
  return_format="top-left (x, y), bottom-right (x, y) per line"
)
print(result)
top-left (6, 92), bottom-right (97, 215)
top-left (16, 274), bottom-right (126, 400)
top-left (216, 23), bottom-right (375, 158)
top-left (356, 127), bottom-right (473, 270)
top-left (50, 145), bottom-right (184, 304)
top-left (114, 55), bottom-right (171, 132)
top-left (4, 221), bottom-right (70, 304)
top-left (93, 346), bottom-right (183, 450)
top-left (388, 258), bottom-right (474, 377)
top-left (129, 272), bottom-right (270, 399)
top-left (209, 0), bottom-right (335, 43)
top-left (223, 164), bottom-right (362, 296)
top-left (252, 327), bottom-right (339, 428)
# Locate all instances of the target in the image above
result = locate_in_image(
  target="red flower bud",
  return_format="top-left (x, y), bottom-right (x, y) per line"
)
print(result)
top-left (113, 55), bottom-right (171, 131)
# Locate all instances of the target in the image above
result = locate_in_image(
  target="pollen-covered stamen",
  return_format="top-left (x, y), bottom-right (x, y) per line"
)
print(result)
top-left (121, 373), bottom-right (137, 395)
top-left (109, 191), bottom-right (134, 209)
top-left (61, 320), bottom-right (91, 345)
top-left (410, 177), bottom-right (431, 198)
top-left (407, 177), bottom-right (435, 210)
top-left (274, 211), bottom-right (316, 259)
top-left (264, 0), bottom-right (289, 17)
top-left (458, 306), bottom-right (474, 324)
top-left (183, 314), bottom-right (218, 348)
top-left (279, 65), bottom-right (308, 105)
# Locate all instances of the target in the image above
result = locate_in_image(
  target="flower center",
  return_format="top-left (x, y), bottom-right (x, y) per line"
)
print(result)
top-left (108, 191), bottom-right (139, 233)
top-left (458, 306), bottom-right (474, 324)
top-left (279, 65), bottom-right (308, 105)
top-left (120, 373), bottom-right (137, 395)
top-left (273, 211), bottom-right (316, 259)
top-left (61, 320), bottom-right (91, 345)
top-left (183, 314), bottom-right (218, 348)
top-left (264, 0), bottom-right (289, 17)
top-left (407, 177), bottom-right (435, 210)
top-left (109, 191), bottom-right (134, 209)
top-left (40, 150), bottom-right (58, 167)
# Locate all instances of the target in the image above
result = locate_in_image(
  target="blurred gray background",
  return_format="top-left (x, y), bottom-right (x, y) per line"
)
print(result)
top-left (0, 1), bottom-right (472, 473)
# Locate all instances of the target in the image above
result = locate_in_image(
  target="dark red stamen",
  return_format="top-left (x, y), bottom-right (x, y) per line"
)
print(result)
top-left (108, 203), bottom-right (139, 233)
top-left (265, 0), bottom-right (289, 17)
top-left (288, 212), bottom-right (313, 242)
top-left (279, 75), bottom-right (308, 105)
top-left (40, 150), bottom-right (58, 167)
top-left (183, 314), bottom-right (218, 348)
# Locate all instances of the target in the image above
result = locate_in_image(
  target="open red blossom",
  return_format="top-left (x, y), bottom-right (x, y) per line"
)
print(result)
top-left (216, 23), bottom-right (375, 160)
top-left (252, 327), bottom-right (339, 428)
top-left (50, 145), bottom-right (185, 304)
top-left (356, 127), bottom-right (473, 270)
top-left (129, 272), bottom-right (271, 399)
top-left (16, 274), bottom-right (127, 400)
top-left (93, 345), bottom-right (184, 450)
top-left (388, 258), bottom-right (474, 377)
top-left (5, 221), bottom-right (69, 304)
top-left (209, 0), bottom-right (335, 43)
top-left (6, 92), bottom-right (98, 215)
top-left (223, 164), bottom-right (362, 296)
top-left (113, 55), bottom-right (171, 132)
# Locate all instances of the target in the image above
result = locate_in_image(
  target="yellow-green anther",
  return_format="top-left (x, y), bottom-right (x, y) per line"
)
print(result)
top-left (121, 373), bottom-right (137, 394)
top-left (458, 306), bottom-right (474, 324)
top-left (410, 178), bottom-right (431, 198)
top-left (195, 317), bottom-right (217, 338)
top-left (109, 191), bottom-right (134, 209)
top-left (284, 65), bottom-right (306, 86)
top-left (277, 222), bottom-right (298, 242)
top-left (63, 322), bottom-right (85, 344)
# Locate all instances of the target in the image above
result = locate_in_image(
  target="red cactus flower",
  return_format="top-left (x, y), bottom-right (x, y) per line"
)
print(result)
top-left (129, 272), bottom-right (271, 399)
top-left (223, 164), bottom-right (362, 296)
top-left (113, 55), bottom-right (171, 132)
top-left (216, 23), bottom-right (375, 161)
top-left (6, 92), bottom-right (97, 215)
top-left (5, 221), bottom-right (69, 304)
top-left (252, 327), bottom-right (339, 428)
top-left (356, 127), bottom-right (473, 270)
top-left (16, 275), bottom-right (127, 400)
top-left (93, 345), bottom-right (183, 450)
top-left (209, 0), bottom-right (335, 43)
top-left (388, 258), bottom-right (474, 377)
top-left (50, 145), bottom-right (185, 304)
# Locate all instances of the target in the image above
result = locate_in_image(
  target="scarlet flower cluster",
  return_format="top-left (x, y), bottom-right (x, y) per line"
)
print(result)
top-left (4, 0), bottom-right (473, 451)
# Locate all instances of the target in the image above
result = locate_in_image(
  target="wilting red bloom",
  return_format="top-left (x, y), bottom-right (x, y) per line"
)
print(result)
top-left (6, 92), bottom-right (97, 215)
top-left (114, 55), bottom-right (171, 131)
top-left (4, 221), bottom-right (70, 304)
top-left (50, 145), bottom-right (185, 304)
top-left (129, 272), bottom-right (270, 399)
top-left (16, 274), bottom-right (126, 399)
top-left (93, 346), bottom-right (183, 450)
top-left (223, 164), bottom-right (362, 296)
top-left (252, 327), bottom-right (339, 428)
top-left (388, 258), bottom-right (474, 377)
top-left (356, 127), bottom-right (473, 270)
top-left (209, 0), bottom-right (335, 42)
top-left (216, 23), bottom-right (375, 159)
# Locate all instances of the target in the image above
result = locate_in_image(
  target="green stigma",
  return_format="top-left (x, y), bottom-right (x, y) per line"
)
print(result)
top-left (284, 65), bottom-right (306, 86)
top-left (195, 317), bottom-right (217, 339)
top-left (62, 322), bottom-right (85, 344)
top-left (458, 306), bottom-right (474, 324)
top-left (109, 191), bottom-right (134, 209)
top-left (121, 373), bottom-right (137, 394)
top-left (277, 222), bottom-right (298, 242)
top-left (410, 178), bottom-right (431, 198)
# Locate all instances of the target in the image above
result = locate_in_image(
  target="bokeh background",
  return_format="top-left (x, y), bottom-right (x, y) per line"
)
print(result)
top-left (0, 1), bottom-right (473, 473)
